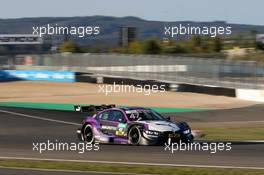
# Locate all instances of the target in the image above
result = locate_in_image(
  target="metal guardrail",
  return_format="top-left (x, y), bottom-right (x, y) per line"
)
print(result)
top-left (0, 56), bottom-right (11, 69)
top-left (1, 53), bottom-right (264, 89)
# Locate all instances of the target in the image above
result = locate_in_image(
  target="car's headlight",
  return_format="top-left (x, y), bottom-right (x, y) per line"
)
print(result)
top-left (145, 130), bottom-right (159, 136)
top-left (183, 129), bottom-right (190, 134)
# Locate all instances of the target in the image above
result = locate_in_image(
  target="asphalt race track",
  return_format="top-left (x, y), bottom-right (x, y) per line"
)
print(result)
top-left (0, 106), bottom-right (264, 173)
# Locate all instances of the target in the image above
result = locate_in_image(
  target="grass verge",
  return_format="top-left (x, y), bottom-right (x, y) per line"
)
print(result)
top-left (0, 102), bottom-right (208, 113)
top-left (198, 126), bottom-right (264, 140)
top-left (0, 159), bottom-right (264, 175)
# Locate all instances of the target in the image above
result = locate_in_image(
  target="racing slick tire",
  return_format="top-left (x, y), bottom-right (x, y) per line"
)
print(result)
top-left (182, 134), bottom-right (194, 143)
top-left (128, 126), bottom-right (142, 145)
top-left (83, 124), bottom-right (95, 144)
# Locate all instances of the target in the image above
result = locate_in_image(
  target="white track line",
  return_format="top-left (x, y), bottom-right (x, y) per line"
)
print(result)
top-left (0, 156), bottom-right (263, 170)
top-left (0, 166), bottom-right (150, 175)
top-left (0, 109), bottom-right (80, 126)
top-left (194, 120), bottom-right (264, 124)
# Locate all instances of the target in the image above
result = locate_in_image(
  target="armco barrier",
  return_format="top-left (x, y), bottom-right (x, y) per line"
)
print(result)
top-left (0, 70), bottom-right (75, 82)
top-left (75, 73), bottom-right (236, 97)
top-left (75, 72), bottom-right (97, 83)
top-left (177, 83), bottom-right (237, 97)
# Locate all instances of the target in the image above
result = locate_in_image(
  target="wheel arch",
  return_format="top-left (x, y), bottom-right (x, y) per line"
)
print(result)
top-left (127, 123), bottom-right (144, 134)
top-left (81, 122), bottom-right (94, 133)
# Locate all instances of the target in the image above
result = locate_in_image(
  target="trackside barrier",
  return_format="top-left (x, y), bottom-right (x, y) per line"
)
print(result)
top-left (0, 70), bottom-right (75, 82)
top-left (236, 89), bottom-right (264, 102)
top-left (75, 73), bottom-right (237, 97)
top-left (76, 73), bottom-right (264, 102)
top-left (11, 54), bottom-right (264, 89)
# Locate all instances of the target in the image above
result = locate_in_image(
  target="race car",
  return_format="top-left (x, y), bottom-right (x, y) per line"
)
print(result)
top-left (75, 105), bottom-right (193, 145)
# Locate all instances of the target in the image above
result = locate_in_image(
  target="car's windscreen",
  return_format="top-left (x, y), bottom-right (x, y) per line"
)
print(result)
top-left (126, 110), bottom-right (165, 121)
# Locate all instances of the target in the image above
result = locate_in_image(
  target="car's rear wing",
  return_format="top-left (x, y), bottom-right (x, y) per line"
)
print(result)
top-left (74, 104), bottom-right (116, 114)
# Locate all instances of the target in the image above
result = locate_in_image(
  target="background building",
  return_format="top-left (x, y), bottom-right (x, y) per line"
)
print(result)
top-left (119, 26), bottom-right (137, 47)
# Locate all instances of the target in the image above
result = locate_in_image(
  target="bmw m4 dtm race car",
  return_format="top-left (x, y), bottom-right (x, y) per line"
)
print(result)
top-left (75, 105), bottom-right (193, 145)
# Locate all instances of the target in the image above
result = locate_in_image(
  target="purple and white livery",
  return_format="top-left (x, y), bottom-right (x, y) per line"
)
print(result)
top-left (75, 105), bottom-right (193, 145)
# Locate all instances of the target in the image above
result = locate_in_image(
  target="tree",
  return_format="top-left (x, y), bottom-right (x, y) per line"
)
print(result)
top-left (212, 37), bottom-right (223, 52)
top-left (163, 44), bottom-right (187, 54)
top-left (128, 41), bottom-right (143, 54)
top-left (190, 35), bottom-right (202, 48)
top-left (256, 42), bottom-right (264, 50)
top-left (143, 39), bottom-right (162, 54)
top-left (58, 40), bottom-right (79, 53)
top-left (188, 35), bottom-right (203, 53)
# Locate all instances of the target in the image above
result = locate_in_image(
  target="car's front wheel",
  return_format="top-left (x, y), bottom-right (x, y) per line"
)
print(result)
top-left (128, 126), bottom-right (142, 145)
top-left (183, 134), bottom-right (194, 143)
top-left (83, 124), bottom-right (94, 144)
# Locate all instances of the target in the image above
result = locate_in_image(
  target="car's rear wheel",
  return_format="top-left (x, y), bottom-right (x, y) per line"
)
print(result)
top-left (83, 124), bottom-right (94, 144)
top-left (128, 126), bottom-right (141, 145)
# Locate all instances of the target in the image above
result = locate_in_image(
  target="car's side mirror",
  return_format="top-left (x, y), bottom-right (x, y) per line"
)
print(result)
top-left (165, 116), bottom-right (171, 121)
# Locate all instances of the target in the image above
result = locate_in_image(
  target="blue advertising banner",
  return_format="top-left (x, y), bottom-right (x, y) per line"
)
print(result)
top-left (0, 70), bottom-right (75, 82)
